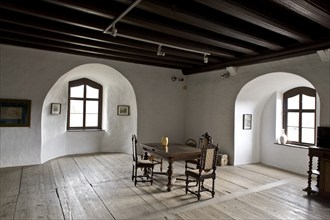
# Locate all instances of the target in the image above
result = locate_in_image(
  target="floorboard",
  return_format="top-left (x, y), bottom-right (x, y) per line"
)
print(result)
top-left (1, 153), bottom-right (329, 219)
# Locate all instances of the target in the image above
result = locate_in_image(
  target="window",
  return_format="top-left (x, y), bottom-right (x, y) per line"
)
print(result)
top-left (67, 78), bottom-right (102, 130)
top-left (283, 87), bottom-right (316, 146)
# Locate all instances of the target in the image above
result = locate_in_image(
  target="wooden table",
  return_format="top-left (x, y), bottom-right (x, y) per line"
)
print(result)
top-left (142, 143), bottom-right (201, 192)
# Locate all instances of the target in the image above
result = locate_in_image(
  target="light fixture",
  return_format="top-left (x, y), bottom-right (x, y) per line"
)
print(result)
top-left (203, 54), bottom-right (208, 64)
top-left (157, 45), bottom-right (165, 56)
top-left (221, 72), bottom-right (230, 79)
top-left (103, 0), bottom-right (211, 63)
top-left (110, 24), bottom-right (118, 37)
top-left (171, 76), bottom-right (184, 82)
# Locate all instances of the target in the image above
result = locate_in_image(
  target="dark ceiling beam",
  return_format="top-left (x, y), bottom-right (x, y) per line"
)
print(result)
top-left (1, 39), bottom-right (188, 70)
top-left (0, 2), bottom-right (234, 59)
top-left (194, 0), bottom-right (311, 43)
top-left (272, 0), bottom-right (330, 29)
top-left (1, 10), bottom-right (222, 62)
top-left (136, 1), bottom-right (285, 50)
top-left (0, 33), bottom-right (195, 69)
top-left (0, 24), bottom-right (202, 66)
top-left (183, 38), bottom-right (330, 74)
top-left (42, 0), bottom-right (257, 55)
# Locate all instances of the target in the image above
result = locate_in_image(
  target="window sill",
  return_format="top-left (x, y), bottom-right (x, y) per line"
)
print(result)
top-left (67, 129), bottom-right (105, 132)
top-left (274, 143), bottom-right (315, 149)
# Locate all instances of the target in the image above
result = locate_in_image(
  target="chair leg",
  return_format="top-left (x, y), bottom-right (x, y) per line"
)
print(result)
top-left (150, 167), bottom-right (154, 185)
top-left (132, 165), bottom-right (134, 181)
top-left (185, 175), bottom-right (188, 194)
top-left (134, 167), bottom-right (137, 186)
top-left (212, 177), bottom-right (215, 198)
top-left (197, 179), bottom-right (201, 201)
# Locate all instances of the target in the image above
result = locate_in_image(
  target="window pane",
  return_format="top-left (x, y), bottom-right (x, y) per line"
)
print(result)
top-left (70, 100), bottom-right (83, 113)
top-left (287, 112), bottom-right (299, 126)
top-left (70, 85), bottom-right (84, 98)
top-left (302, 113), bottom-right (315, 128)
top-left (86, 86), bottom-right (99, 98)
top-left (86, 114), bottom-right (98, 126)
top-left (69, 114), bottom-right (83, 127)
top-left (287, 127), bottom-right (299, 142)
top-left (287, 95), bottom-right (299, 109)
top-left (302, 95), bottom-right (315, 109)
top-left (302, 128), bottom-right (315, 144)
top-left (86, 101), bottom-right (98, 113)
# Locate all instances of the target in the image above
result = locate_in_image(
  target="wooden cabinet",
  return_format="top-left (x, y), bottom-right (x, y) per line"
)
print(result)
top-left (304, 147), bottom-right (330, 198)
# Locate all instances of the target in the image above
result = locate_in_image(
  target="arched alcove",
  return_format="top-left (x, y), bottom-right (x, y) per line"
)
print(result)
top-left (234, 72), bottom-right (319, 174)
top-left (40, 63), bottom-right (137, 163)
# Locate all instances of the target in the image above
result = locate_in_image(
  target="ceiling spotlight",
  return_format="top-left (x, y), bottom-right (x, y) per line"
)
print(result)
top-left (171, 76), bottom-right (184, 82)
top-left (221, 72), bottom-right (230, 79)
top-left (203, 54), bottom-right (208, 63)
top-left (110, 24), bottom-right (118, 37)
top-left (157, 45), bottom-right (165, 56)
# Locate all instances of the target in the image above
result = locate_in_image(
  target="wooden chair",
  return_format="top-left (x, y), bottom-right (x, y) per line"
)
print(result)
top-left (185, 132), bottom-right (213, 170)
top-left (131, 135), bottom-right (155, 186)
top-left (185, 138), bottom-right (197, 147)
top-left (185, 143), bottom-right (219, 200)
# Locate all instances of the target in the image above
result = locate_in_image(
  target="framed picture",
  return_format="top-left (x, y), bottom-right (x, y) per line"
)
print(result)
top-left (0, 99), bottom-right (31, 127)
top-left (51, 103), bottom-right (61, 115)
top-left (243, 114), bottom-right (252, 130)
top-left (117, 105), bottom-right (130, 116)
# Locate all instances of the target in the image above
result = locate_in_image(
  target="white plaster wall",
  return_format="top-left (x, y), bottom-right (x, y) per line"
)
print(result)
top-left (234, 72), bottom-right (314, 166)
top-left (260, 93), bottom-right (313, 174)
top-left (0, 45), bottom-right (184, 167)
top-left (185, 54), bottom-right (330, 166)
top-left (41, 64), bottom-right (137, 163)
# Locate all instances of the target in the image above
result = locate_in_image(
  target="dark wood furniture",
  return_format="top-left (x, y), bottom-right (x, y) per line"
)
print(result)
top-left (131, 135), bottom-right (155, 186)
top-left (185, 132), bottom-right (213, 170)
top-left (142, 143), bottom-right (201, 192)
top-left (185, 144), bottom-right (219, 201)
top-left (304, 147), bottom-right (330, 198)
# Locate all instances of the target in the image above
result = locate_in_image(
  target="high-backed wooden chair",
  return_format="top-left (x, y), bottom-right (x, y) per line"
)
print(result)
top-left (185, 143), bottom-right (218, 200)
top-left (185, 132), bottom-right (213, 169)
top-left (131, 135), bottom-right (155, 186)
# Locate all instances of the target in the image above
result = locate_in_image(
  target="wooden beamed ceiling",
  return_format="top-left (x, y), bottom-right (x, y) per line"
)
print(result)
top-left (1, 0), bottom-right (329, 74)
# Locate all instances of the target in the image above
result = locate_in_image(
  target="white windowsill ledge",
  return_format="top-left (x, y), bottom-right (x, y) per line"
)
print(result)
top-left (67, 129), bottom-right (105, 132)
top-left (274, 143), bottom-right (315, 149)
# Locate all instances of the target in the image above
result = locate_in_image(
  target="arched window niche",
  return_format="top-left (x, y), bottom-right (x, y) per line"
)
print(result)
top-left (234, 72), bottom-right (320, 175)
top-left (41, 63), bottom-right (137, 163)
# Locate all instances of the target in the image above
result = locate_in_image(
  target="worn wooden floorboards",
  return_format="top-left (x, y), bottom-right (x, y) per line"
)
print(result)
top-left (1, 153), bottom-right (329, 219)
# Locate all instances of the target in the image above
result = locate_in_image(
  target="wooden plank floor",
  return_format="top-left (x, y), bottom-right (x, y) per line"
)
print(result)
top-left (1, 153), bottom-right (329, 219)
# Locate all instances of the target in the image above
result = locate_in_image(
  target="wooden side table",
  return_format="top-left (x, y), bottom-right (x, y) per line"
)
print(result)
top-left (304, 147), bottom-right (330, 198)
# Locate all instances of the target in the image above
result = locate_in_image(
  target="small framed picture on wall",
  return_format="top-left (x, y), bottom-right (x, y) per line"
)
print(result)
top-left (117, 105), bottom-right (130, 116)
top-left (243, 114), bottom-right (252, 130)
top-left (51, 103), bottom-right (61, 115)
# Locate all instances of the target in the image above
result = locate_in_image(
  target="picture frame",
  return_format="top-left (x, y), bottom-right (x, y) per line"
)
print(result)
top-left (50, 103), bottom-right (61, 115)
top-left (0, 99), bottom-right (31, 127)
top-left (117, 105), bottom-right (130, 116)
top-left (243, 114), bottom-right (252, 130)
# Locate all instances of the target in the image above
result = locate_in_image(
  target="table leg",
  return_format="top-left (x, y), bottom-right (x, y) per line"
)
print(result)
top-left (166, 162), bottom-right (173, 191)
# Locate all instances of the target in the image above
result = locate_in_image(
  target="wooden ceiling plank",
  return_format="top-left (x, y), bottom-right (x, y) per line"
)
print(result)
top-left (195, 0), bottom-right (311, 43)
top-left (0, 27), bottom-right (202, 66)
top-left (137, 1), bottom-right (284, 50)
top-left (42, 0), bottom-right (257, 55)
top-left (183, 38), bottom-right (330, 74)
top-left (0, 2), bottom-right (232, 59)
top-left (272, 0), bottom-right (330, 29)
top-left (0, 34), bottom-right (194, 69)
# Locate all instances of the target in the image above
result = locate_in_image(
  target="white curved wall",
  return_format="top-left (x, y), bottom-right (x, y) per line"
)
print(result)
top-left (234, 72), bottom-right (316, 174)
top-left (41, 63), bottom-right (137, 163)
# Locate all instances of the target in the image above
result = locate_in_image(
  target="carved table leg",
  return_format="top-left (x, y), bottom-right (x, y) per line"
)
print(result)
top-left (304, 155), bottom-right (313, 195)
top-left (166, 162), bottom-right (173, 191)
